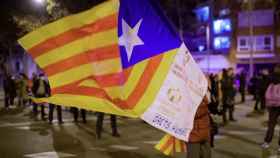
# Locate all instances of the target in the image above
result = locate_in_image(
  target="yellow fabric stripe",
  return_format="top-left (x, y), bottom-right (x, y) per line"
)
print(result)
top-left (78, 79), bottom-right (99, 88)
top-left (134, 49), bottom-right (178, 115)
top-left (35, 29), bottom-right (118, 68)
top-left (18, 0), bottom-right (119, 50)
top-left (155, 134), bottom-right (171, 149)
top-left (32, 94), bottom-right (138, 118)
top-left (155, 134), bottom-right (186, 156)
top-left (71, 60), bottom-right (148, 100)
top-left (175, 139), bottom-right (181, 152)
top-left (77, 79), bottom-right (121, 98)
top-left (163, 144), bottom-right (173, 156)
top-left (78, 81), bottom-right (122, 99)
top-left (49, 59), bottom-right (121, 88)
top-left (122, 60), bottom-right (148, 99)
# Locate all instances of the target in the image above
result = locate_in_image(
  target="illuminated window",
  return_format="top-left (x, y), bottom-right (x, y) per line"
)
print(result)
top-left (213, 19), bottom-right (231, 34)
top-left (195, 6), bottom-right (210, 23)
top-left (214, 37), bottom-right (230, 49)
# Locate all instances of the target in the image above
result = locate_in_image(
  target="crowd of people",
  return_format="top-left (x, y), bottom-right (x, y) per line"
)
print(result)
top-left (2, 72), bottom-right (120, 139)
top-left (195, 64), bottom-right (280, 158)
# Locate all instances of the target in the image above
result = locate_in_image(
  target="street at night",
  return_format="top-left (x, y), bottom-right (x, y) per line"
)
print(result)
top-left (0, 0), bottom-right (280, 158)
top-left (0, 94), bottom-right (278, 158)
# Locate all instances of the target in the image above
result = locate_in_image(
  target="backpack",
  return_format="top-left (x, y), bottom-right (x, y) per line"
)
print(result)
top-left (265, 83), bottom-right (280, 107)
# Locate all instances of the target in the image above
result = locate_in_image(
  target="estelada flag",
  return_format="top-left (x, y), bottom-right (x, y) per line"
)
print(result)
top-left (19, 0), bottom-right (208, 145)
top-left (155, 134), bottom-right (187, 156)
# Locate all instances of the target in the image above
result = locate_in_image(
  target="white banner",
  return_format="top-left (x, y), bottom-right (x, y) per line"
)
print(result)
top-left (141, 44), bottom-right (208, 141)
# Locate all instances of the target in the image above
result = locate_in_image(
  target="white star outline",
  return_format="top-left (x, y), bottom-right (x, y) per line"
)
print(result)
top-left (119, 18), bottom-right (144, 62)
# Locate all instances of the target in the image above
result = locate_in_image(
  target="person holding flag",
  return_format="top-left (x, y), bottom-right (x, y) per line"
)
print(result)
top-left (19, 0), bottom-right (209, 156)
top-left (186, 96), bottom-right (211, 157)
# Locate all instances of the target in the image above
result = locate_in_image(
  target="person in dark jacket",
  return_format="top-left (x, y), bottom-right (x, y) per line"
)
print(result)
top-left (32, 73), bottom-right (50, 120)
top-left (209, 74), bottom-right (219, 103)
top-left (31, 73), bottom-right (39, 114)
top-left (254, 69), bottom-right (270, 112)
top-left (3, 74), bottom-right (16, 109)
top-left (221, 68), bottom-right (236, 124)
top-left (261, 64), bottom-right (280, 152)
top-left (248, 75), bottom-right (258, 100)
top-left (238, 70), bottom-right (246, 103)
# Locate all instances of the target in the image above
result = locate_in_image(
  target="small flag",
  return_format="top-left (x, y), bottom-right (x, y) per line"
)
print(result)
top-left (155, 134), bottom-right (187, 156)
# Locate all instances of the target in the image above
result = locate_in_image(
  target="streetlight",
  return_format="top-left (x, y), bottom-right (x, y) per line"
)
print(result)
top-left (33, 0), bottom-right (45, 5)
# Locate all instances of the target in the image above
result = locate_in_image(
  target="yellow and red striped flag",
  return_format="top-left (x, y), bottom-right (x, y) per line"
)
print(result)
top-left (155, 134), bottom-right (187, 156)
top-left (19, 0), bottom-right (208, 149)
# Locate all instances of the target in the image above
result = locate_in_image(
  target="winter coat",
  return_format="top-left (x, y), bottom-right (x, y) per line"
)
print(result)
top-left (32, 78), bottom-right (51, 98)
top-left (188, 97), bottom-right (210, 143)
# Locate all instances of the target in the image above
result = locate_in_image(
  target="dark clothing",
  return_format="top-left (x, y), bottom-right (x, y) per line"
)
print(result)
top-left (32, 102), bottom-right (46, 120)
top-left (72, 107), bottom-right (87, 123)
top-left (239, 72), bottom-right (246, 102)
top-left (186, 141), bottom-right (211, 158)
top-left (32, 78), bottom-right (50, 97)
top-left (254, 74), bottom-right (270, 110)
top-left (271, 72), bottom-right (280, 84)
top-left (209, 113), bottom-right (219, 147)
top-left (3, 76), bottom-right (16, 108)
top-left (254, 96), bottom-right (266, 111)
top-left (221, 75), bottom-right (235, 104)
top-left (222, 104), bottom-right (235, 122)
top-left (81, 109), bottom-right (87, 123)
top-left (40, 105), bottom-right (46, 120)
top-left (248, 76), bottom-right (258, 100)
top-left (264, 107), bottom-right (280, 145)
top-left (210, 76), bottom-right (219, 103)
top-left (221, 74), bottom-right (236, 123)
top-left (96, 112), bottom-right (119, 139)
top-left (32, 78), bottom-right (50, 119)
top-left (49, 104), bottom-right (63, 124)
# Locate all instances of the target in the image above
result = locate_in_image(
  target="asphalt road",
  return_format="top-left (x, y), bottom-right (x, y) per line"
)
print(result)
top-left (0, 94), bottom-right (278, 158)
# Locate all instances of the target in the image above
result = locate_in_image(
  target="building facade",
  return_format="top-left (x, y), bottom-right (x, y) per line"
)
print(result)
top-left (235, 1), bottom-right (280, 73)
top-left (189, 0), bottom-right (280, 74)
top-left (189, 0), bottom-right (235, 73)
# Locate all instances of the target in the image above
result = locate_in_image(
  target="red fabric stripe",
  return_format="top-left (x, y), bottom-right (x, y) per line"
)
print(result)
top-left (112, 55), bottom-right (163, 109)
top-left (29, 14), bottom-right (117, 58)
top-left (44, 44), bottom-right (119, 76)
top-left (51, 54), bottom-right (163, 110)
top-left (159, 137), bottom-right (174, 152)
top-left (52, 69), bottom-right (132, 93)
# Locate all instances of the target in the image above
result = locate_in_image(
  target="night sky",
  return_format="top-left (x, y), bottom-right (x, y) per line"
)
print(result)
top-left (0, 0), bottom-right (197, 49)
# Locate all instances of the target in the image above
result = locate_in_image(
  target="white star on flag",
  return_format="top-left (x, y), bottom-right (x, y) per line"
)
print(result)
top-left (119, 19), bottom-right (144, 62)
